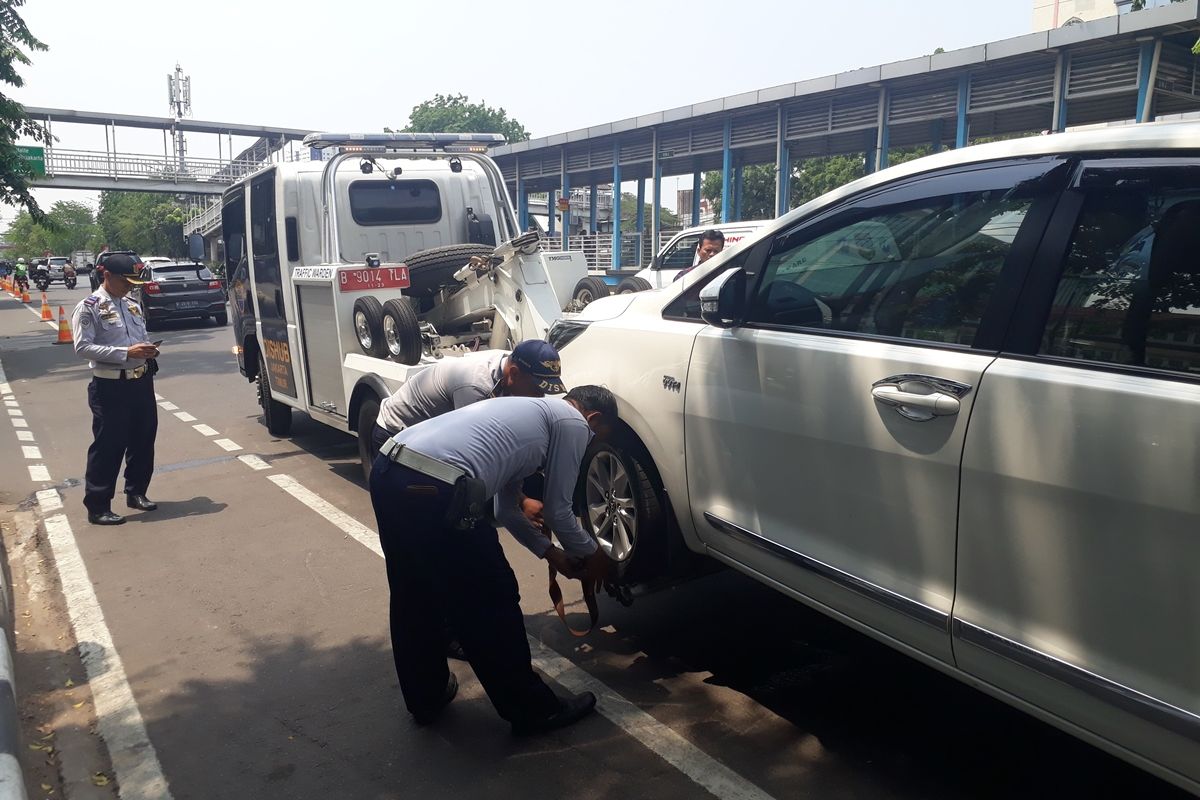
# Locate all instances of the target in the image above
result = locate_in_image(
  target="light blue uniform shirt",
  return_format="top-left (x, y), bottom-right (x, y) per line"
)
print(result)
top-left (390, 395), bottom-right (598, 558)
top-left (71, 287), bottom-right (150, 370)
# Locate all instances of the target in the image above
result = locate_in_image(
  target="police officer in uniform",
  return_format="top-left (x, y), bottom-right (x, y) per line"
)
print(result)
top-left (370, 386), bottom-right (616, 734)
top-left (72, 254), bottom-right (160, 526)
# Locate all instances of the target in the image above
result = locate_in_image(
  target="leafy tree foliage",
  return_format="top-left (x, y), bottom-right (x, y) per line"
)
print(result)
top-left (4, 200), bottom-right (101, 259)
top-left (0, 0), bottom-right (52, 222)
top-left (395, 94), bottom-right (530, 143)
top-left (96, 191), bottom-right (186, 257)
top-left (617, 192), bottom-right (679, 229)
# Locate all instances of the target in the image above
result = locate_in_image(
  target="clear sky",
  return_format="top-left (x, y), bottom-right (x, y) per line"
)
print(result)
top-left (7, 0), bottom-right (1032, 222)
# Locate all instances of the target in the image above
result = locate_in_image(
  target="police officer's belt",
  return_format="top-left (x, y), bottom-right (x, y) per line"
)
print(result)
top-left (379, 438), bottom-right (466, 485)
top-left (94, 365), bottom-right (148, 380)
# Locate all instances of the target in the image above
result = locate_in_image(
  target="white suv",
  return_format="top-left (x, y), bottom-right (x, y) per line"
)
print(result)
top-left (552, 121), bottom-right (1200, 794)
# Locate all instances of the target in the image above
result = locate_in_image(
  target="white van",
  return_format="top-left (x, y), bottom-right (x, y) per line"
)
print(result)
top-left (627, 221), bottom-right (769, 290)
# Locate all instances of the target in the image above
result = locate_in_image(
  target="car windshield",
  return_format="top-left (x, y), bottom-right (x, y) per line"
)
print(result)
top-left (153, 264), bottom-right (214, 280)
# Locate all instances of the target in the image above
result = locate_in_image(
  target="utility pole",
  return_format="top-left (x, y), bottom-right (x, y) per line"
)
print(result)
top-left (167, 64), bottom-right (192, 174)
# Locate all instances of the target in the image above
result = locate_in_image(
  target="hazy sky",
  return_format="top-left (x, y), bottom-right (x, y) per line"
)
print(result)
top-left (9, 0), bottom-right (1032, 222)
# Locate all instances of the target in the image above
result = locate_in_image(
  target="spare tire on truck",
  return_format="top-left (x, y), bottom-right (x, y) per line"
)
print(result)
top-left (403, 244), bottom-right (494, 299)
top-left (616, 276), bottom-right (653, 294)
top-left (571, 276), bottom-right (611, 308)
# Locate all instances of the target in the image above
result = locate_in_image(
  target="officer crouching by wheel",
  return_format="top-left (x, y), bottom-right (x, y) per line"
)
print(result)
top-left (72, 254), bottom-right (160, 526)
top-left (370, 386), bottom-right (616, 734)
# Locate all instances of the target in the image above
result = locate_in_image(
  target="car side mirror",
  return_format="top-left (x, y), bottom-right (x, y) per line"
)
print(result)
top-left (699, 268), bottom-right (747, 328)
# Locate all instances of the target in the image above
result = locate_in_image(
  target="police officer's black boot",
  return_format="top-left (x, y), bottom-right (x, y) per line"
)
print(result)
top-left (126, 494), bottom-right (158, 511)
top-left (87, 510), bottom-right (125, 526)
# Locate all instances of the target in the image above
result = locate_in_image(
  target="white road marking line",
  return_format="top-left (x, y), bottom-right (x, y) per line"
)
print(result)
top-left (28, 465), bottom-right (50, 482)
top-left (11, 418), bottom-right (27, 428)
top-left (42, 514), bottom-right (174, 800)
top-left (158, 401), bottom-right (179, 411)
top-left (173, 412), bottom-right (197, 422)
top-left (15, 430), bottom-right (34, 442)
top-left (267, 474), bottom-right (775, 800)
top-left (22, 445), bottom-right (42, 459)
top-left (3, 399), bottom-right (17, 406)
top-left (192, 424), bottom-right (219, 436)
top-left (213, 438), bottom-right (242, 452)
top-left (36, 489), bottom-right (62, 512)
top-left (7, 408), bottom-right (22, 416)
top-left (266, 474), bottom-right (383, 558)
top-left (237, 454), bottom-right (271, 471)
top-left (0, 383), bottom-right (10, 395)
top-left (154, 393), bottom-right (164, 401)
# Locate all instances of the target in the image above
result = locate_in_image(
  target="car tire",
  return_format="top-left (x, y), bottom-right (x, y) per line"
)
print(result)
top-left (380, 298), bottom-right (422, 365)
top-left (403, 243), bottom-right (494, 300)
top-left (352, 296), bottom-right (388, 358)
top-left (356, 393), bottom-right (382, 483)
top-left (616, 276), bottom-right (652, 295)
top-left (572, 276), bottom-right (611, 307)
top-left (215, 311), bottom-right (229, 326)
top-left (257, 351), bottom-right (292, 436)
top-left (580, 438), bottom-right (665, 584)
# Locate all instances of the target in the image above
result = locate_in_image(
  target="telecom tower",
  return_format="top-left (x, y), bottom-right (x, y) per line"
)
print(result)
top-left (167, 64), bottom-right (191, 173)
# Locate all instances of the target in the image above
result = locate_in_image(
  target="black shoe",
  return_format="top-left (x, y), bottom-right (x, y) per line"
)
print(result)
top-left (446, 638), bottom-right (467, 661)
top-left (412, 673), bottom-right (458, 726)
top-left (87, 511), bottom-right (125, 526)
top-left (126, 494), bottom-right (158, 511)
top-left (511, 691), bottom-right (597, 736)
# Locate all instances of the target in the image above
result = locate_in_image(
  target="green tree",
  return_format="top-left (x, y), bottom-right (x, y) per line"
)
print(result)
top-left (3, 200), bottom-right (101, 259)
top-left (0, 0), bottom-right (52, 222)
top-left (394, 93), bottom-right (530, 143)
top-left (96, 191), bottom-right (186, 257)
top-left (617, 192), bottom-right (679, 229)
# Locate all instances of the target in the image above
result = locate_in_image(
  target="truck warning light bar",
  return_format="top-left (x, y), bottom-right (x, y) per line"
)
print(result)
top-left (302, 132), bottom-right (505, 153)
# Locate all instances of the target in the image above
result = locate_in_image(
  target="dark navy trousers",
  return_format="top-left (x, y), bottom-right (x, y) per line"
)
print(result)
top-left (84, 375), bottom-right (157, 514)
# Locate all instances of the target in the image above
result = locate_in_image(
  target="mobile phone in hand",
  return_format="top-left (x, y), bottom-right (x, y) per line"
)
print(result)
top-left (152, 340), bottom-right (164, 346)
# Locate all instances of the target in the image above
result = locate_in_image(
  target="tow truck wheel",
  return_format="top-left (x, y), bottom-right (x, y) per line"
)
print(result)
top-left (352, 296), bottom-right (387, 358)
top-left (257, 352), bottom-right (292, 436)
top-left (572, 276), bottom-right (611, 307)
top-left (581, 439), bottom-right (665, 583)
top-left (356, 393), bottom-right (382, 483)
top-left (381, 298), bottom-right (422, 365)
top-left (616, 276), bottom-right (652, 294)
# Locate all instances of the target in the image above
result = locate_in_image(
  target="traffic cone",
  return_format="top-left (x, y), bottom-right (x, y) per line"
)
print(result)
top-left (20, 287), bottom-right (30, 303)
top-left (54, 306), bottom-right (72, 344)
top-left (40, 292), bottom-right (52, 321)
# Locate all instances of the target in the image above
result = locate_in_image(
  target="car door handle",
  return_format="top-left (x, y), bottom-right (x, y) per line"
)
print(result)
top-left (871, 374), bottom-right (972, 422)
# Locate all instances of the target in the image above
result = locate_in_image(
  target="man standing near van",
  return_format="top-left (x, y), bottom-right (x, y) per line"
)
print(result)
top-left (673, 229), bottom-right (726, 282)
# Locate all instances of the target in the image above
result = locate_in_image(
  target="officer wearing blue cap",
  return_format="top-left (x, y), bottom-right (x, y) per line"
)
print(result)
top-left (72, 253), bottom-right (160, 526)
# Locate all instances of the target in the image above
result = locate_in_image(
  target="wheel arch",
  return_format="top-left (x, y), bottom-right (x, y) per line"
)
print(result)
top-left (348, 375), bottom-right (389, 433)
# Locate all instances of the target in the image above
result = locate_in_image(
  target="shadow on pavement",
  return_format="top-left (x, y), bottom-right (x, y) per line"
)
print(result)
top-left (124, 496), bottom-right (227, 523)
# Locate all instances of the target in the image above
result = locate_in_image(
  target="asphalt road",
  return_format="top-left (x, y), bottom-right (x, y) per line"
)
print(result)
top-left (0, 283), bottom-right (1187, 800)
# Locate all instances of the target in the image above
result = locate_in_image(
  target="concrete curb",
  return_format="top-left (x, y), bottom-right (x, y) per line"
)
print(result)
top-left (0, 519), bottom-right (28, 800)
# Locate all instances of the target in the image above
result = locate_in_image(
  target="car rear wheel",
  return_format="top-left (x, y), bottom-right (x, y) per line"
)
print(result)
top-left (581, 439), bottom-right (665, 583)
top-left (257, 352), bottom-right (292, 436)
top-left (356, 393), bottom-right (382, 483)
top-left (352, 296), bottom-right (387, 358)
top-left (572, 276), bottom-right (611, 308)
top-left (381, 298), bottom-right (422, 365)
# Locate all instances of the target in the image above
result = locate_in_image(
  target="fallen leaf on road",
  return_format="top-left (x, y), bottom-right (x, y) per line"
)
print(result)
top-left (63, 679), bottom-right (74, 688)
top-left (40, 784), bottom-right (50, 791)
top-left (72, 701), bottom-right (84, 709)
top-left (91, 773), bottom-right (109, 787)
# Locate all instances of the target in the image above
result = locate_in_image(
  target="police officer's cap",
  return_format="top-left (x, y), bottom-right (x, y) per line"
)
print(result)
top-left (102, 254), bottom-right (145, 284)
top-left (511, 340), bottom-right (565, 394)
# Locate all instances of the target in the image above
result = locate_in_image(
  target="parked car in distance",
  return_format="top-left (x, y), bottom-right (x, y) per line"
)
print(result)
top-left (137, 261), bottom-right (228, 330)
top-left (552, 120), bottom-right (1200, 795)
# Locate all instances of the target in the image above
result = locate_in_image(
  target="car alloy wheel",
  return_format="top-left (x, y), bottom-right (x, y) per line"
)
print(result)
top-left (586, 449), bottom-right (637, 561)
top-left (355, 309), bottom-right (374, 350)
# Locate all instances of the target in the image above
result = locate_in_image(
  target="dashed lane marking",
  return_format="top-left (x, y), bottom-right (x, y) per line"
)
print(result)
top-left (237, 454), bottom-right (271, 471)
top-left (173, 412), bottom-right (197, 422)
top-left (158, 401), bottom-right (179, 411)
top-left (154, 393), bottom-right (164, 401)
top-left (264, 473), bottom-right (777, 800)
top-left (15, 430), bottom-right (34, 442)
top-left (192, 424), bottom-right (218, 437)
top-left (213, 438), bottom-right (242, 452)
top-left (22, 445), bottom-right (42, 459)
top-left (36, 489), bottom-right (62, 512)
top-left (7, 408), bottom-right (22, 416)
top-left (3, 399), bottom-right (16, 406)
top-left (28, 465), bottom-right (50, 482)
top-left (42, 512), bottom-right (174, 800)
top-left (10, 418), bottom-right (27, 428)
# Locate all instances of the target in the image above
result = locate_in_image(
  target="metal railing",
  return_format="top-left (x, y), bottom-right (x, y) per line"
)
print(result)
top-left (45, 148), bottom-right (264, 185)
top-left (537, 230), bottom-right (679, 271)
top-left (185, 196), bottom-right (225, 236)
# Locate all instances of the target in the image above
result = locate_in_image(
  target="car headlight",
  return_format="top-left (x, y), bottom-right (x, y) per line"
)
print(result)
top-left (547, 320), bottom-right (591, 351)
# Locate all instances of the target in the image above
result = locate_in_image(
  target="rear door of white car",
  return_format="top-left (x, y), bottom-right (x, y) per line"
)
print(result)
top-left (955, 158), bottom-right (1200, 787)
top-left (684, 158), bottom-right (1069, 663)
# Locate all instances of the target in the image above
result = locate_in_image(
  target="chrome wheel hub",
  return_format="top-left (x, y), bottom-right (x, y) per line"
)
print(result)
top-left (586, 451), bottom-right (636, 561)
top-left (383, 316), bottom-right (401, 355)
top-left (355, 310), bottom-right (372, 349)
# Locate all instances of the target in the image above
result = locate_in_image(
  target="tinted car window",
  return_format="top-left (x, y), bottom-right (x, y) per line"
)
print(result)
top-left (658, 235), bottom-right (701, 269)
top-left (747, 189), bottom-right (1033, 346)
top-left (152, 265), bottom-right (215, 280)
top-left (349, 179), bottom-right (441, 225)
top-left (1040, 177), bottom-right (1200, 376)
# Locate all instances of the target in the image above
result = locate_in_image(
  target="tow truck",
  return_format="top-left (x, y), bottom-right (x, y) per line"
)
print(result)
top-left (221, 132), bottom-right (587, 477)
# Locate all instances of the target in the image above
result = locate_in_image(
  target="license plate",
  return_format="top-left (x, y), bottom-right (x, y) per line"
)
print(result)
top-left (176, 301), bottom-right (200, 309)
top-left (338, 266), bottom-right (411, 293)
